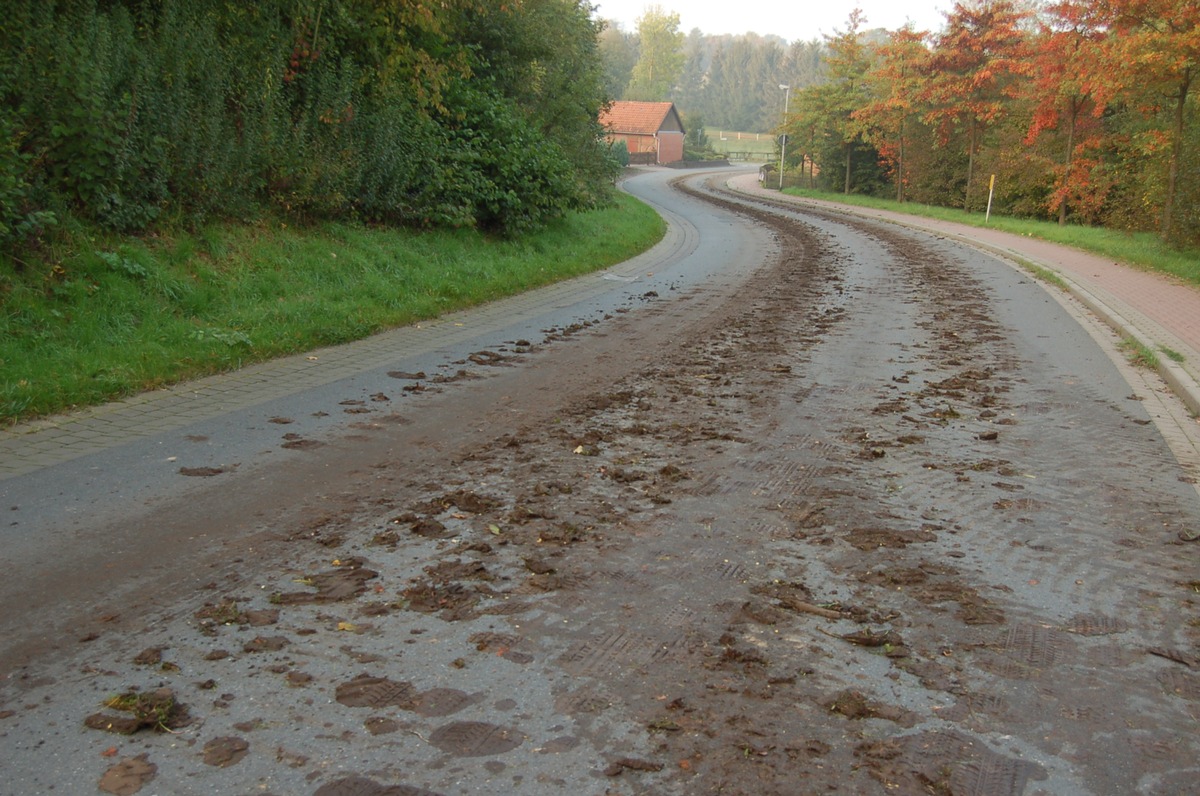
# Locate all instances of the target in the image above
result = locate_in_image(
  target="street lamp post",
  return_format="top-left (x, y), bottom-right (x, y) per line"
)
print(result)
top-left (778, 84), bottom-right (790, 191)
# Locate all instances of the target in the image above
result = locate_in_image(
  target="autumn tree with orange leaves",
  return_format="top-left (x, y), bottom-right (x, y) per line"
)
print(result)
top-left (854, 25), bottom-right (931, 203)
top-left (921, 0), bottom-right (1031, 212)
top-left (1084, 0), bottom-right (1199, 242)
top-left (1022, 2), bottom-right (1111, 225)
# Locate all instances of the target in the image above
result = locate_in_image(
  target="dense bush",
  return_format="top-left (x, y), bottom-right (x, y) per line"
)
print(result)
top-left (609, 140), bottom-right (630, 167)
top-left (0, 0), bottom-right (619, 256)
top-left (0, 109), bottom-right (56, 254)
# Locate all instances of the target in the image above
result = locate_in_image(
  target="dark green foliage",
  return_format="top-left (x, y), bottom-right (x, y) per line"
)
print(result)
top-left (0, 0), bottom-right (616, 257)
top-left (352, 96), bottom-right (471, 228)
top-left (0, 109), bottom-right (57, 252)
top-left (442, 85), bottom-right (578, 236)
top-left (1174, 129), bottom-right (1200, 247)
top-left (685, 114), bottom-right (709, 150)
top-left (610, 140), bottom-right (630, 167)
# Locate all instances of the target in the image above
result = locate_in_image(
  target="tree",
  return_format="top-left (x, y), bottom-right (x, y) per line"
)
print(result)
top-left (855, 24), bottom-right (930, 201)
top-left (457, 0), bottom-right (616, 205)
top-left (674, 28), bottom-right (710, 113)
top-left (783, 38), bottom-right (827, 93)
top-left (684, 112), bottom-right (710, 152)
top-left (597, 19), bottom-right (637, 99)
top-left (799, 10), bottom-right (873, 194)
top-left (1020, 2), bottom-right (1111, 224)
top-left (0, 0), bottom-right (619, 245)
top-left (341, 0), bottom-right (475, 114)
top-left (921, 0), bottom-right (1031, 210)
top-left (625, 6), bottom-right (684, 100)
top-left (787, 87), bottom-right (828, 188)
top-left (699, 35), bottom-right (786, 130)
top-left (1091, 0), bottom-right (1199, 242)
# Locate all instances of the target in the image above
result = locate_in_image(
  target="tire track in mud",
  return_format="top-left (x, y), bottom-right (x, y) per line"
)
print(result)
top-left (2, 174), bottom-right (1198, 795)
top-left (682, 179), bottom-right (1200, 794)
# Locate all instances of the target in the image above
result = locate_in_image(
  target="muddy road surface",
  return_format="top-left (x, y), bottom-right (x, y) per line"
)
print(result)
top-left (2, 168), bottom-right (1199, 795)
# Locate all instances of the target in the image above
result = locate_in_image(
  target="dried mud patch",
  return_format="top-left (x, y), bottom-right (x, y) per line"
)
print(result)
top-left (97, 753), bottom-right (157, 795)
top-left (845, 526), bottom-right (938, 551)
top-left (272, 558), bottom-right (378, 605)
top-left (856, 730), bottom-right (1046, 794)
top-left (821, 689), bottom-right (917, 726)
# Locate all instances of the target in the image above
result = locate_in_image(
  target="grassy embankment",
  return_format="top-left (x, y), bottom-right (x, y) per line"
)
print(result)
top-left (0, 194), bottom-right (665, 425)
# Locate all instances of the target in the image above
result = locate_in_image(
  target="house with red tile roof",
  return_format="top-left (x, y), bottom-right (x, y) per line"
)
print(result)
top-left (599, 101), bottom-right (686, 165)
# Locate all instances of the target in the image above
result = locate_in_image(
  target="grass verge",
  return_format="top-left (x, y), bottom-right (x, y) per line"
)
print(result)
top-left (1119, 336), bottom-right (1160, 369)
top-left (0, 194), bottom-right (665, 425)
top-left (1159, 346), bottom-right (1185, 363)
top-left (780, 188), bottom-right (1200, 288)
top-left (1008, 256), bottom-right (1070, 291)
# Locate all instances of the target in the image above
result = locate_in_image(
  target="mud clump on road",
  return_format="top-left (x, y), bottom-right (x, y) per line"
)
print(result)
top-left (821, 689), bottom-right (917, 726)
top-left (335, 675), bottom-right (418, 710)
top-left (84, 688), bottom-right (189, 735)
top-left (201, 736), bottom-right (249, 767)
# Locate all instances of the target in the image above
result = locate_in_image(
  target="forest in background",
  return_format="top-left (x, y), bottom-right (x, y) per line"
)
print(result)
top-left (0, 0), bottom-right (618, 260)
top-left (4, 0), bottom-right (1195, 256)
top-left (601, 1), bottom-right (1199, 245)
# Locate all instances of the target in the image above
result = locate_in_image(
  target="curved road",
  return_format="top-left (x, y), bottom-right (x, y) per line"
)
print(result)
top-left (1, 166), bottom-right (1198, 795)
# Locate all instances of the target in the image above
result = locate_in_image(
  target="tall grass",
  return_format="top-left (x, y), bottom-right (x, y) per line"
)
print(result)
top-left (782, 188), bottom-right (1200, 287)
top-left (0, 195), bottom-right (664, 424)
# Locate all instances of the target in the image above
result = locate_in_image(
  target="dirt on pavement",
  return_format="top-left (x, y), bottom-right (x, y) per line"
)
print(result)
top-left (1, 175), bottom-right (1198, 795)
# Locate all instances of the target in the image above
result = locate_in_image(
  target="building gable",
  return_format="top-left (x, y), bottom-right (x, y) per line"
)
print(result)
top-left (599, 101), bottom-right (686, 138)
top-left (599, 101), bottom-right (687, 165)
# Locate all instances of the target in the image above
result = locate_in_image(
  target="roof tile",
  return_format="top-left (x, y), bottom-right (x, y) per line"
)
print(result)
top-left (599, 101), bottom-right (678, 136)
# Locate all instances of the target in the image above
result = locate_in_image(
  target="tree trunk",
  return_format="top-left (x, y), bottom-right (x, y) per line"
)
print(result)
top-left (896, 117), bottom-right (906, 203)
top-left (843, 143), bottom-right (852, 194)
top-left (1161, 72), bottom-right (1190, 243)
top-left (808, 130), bottom-right (816, 189)
top-left (1059, 100), bottom-right (1076, 227)
top-left (964, 122), bottom-right (978, 212)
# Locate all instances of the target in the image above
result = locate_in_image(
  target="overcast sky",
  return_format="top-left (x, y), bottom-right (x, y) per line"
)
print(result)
top-left (591, 1), bottom-right (950, 41)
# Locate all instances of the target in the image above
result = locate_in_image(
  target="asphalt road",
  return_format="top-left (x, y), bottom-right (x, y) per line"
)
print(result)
top-left (1, 166), bottom-right (1198, 796)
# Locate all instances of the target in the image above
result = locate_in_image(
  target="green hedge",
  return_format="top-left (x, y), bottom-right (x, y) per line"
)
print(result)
top-left (0, 0), bottom-right (621, 254)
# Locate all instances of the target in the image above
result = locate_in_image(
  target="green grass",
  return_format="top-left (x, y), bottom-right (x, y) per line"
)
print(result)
top-left (780, 188), bottom-right (1200, 288)
top-left (706, 128), bottom-right (778, 157)
top-left (1159, 346), bottom-right (1185, 363)
top-left (0, 195), bottom-right (665, 424)
top-left (1010, 257), bottom-right (1070, 290)
top-left (1119, 336), bottom-right (1160, 369)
